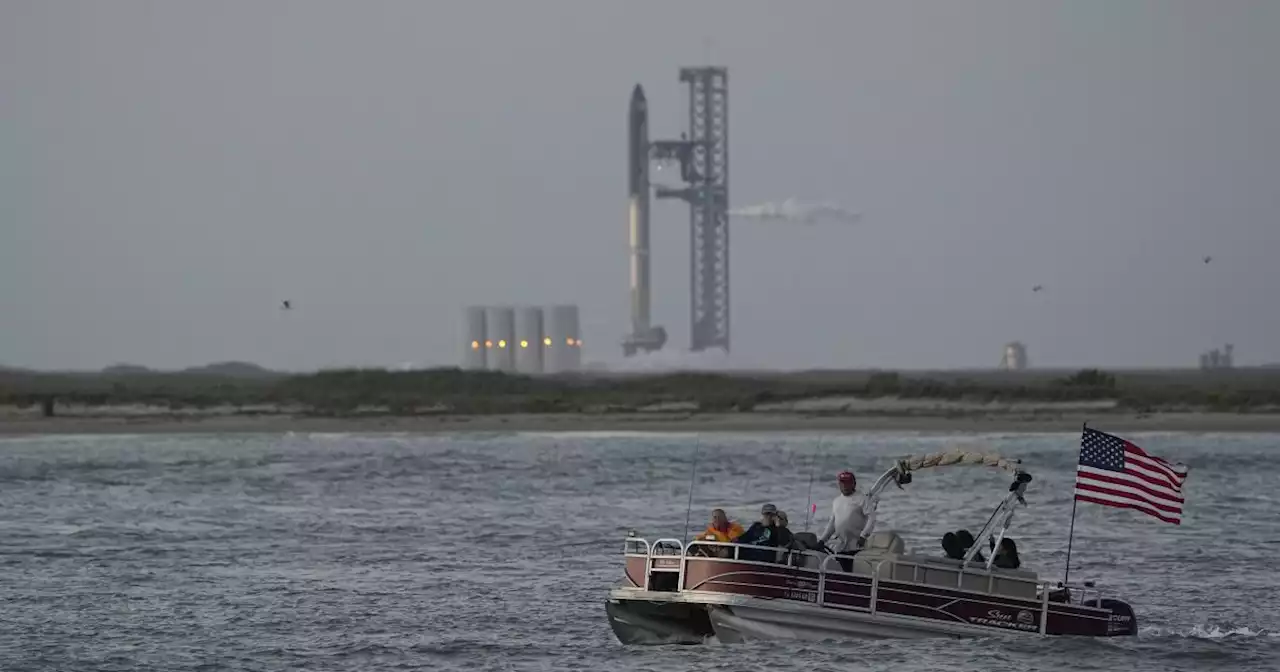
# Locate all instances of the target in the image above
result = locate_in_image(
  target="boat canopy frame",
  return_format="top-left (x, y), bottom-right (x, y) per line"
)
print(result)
top-left (859, 449), bottom-right (1033, 571)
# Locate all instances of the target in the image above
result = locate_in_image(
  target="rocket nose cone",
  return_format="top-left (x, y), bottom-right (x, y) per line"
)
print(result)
top-left (631, 84), bottom-right (646, 103)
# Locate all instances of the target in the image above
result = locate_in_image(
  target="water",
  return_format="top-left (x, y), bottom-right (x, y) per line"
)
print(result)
top-left (1, 430), bottom-right (1278, 671)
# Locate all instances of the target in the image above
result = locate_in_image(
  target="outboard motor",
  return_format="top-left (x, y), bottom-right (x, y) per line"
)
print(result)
top-left (1083, 598), bottom-right (1138, 636)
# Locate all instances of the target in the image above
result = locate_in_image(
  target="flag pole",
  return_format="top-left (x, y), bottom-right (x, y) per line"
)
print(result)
top-left (1063, 422), bottom-right (1085, 588)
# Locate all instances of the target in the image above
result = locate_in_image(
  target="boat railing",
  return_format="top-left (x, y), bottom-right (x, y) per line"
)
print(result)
top-left (625, 536), bottom-right (1102, 634)
top-left (623, 536), bottom-right (651, 556)
top-left (1055, 580), bottom-right (1104, 607)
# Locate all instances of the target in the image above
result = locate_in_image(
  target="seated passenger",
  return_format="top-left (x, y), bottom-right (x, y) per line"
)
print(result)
top-left (771, 510), bottom-right (800, 564)
top-left (694, 508), bottom-right (744, 558)
top-left (773, 510), bottom-right (795, 549)
top-left (992, 537), bottom-right (1021, 569)
top-left (699, 508), bottom-right (745, 543)
top-left (733, 504), bottom-right (781, 562)
top-left (956, 529), bottom-right (985, 563)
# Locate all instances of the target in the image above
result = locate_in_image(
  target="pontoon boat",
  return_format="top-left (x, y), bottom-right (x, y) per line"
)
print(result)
top-left (606, 451), bottom-right (1137, 643)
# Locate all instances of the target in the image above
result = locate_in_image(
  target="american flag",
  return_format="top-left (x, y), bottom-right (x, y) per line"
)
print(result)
top-left (1075, 427), bottom-right (1189, 525)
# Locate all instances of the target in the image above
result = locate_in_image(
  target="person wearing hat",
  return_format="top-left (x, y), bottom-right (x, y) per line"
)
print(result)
top-left (817, 470), bottom-right (877, 569)
top-left (732, 503), bottom-right (786, 562)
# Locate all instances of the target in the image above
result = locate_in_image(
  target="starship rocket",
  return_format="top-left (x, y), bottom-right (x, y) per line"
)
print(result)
top-left (622, 84), bottom-right (666, 356)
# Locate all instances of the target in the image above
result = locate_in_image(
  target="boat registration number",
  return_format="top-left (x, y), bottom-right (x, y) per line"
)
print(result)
top-left (784, 590), bottom-right (817, 603)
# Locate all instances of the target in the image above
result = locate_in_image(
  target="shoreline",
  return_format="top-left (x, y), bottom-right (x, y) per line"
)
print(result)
top-left (5, 411), bottom-right (1280, 436)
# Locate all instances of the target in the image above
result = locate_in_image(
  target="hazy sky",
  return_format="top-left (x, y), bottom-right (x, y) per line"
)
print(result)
top-left (4, 1), bottom-right (1278, 371)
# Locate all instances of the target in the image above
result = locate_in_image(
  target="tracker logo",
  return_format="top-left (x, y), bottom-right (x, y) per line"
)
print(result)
top-left (972, 609), bottom-right (1037, 632)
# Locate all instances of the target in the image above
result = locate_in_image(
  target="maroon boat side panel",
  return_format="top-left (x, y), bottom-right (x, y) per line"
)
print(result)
top-left (683, 559), bottom-right (823, 603)
top-left (624, 555), bottom-right (1128, 638)
top-left (625, 556), bottom-right (646, 588)
top-left (820, 574), bottom-right (873, 611)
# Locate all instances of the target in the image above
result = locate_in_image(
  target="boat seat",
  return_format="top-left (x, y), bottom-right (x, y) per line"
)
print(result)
top-left (838, 531), bottom-right (907, 577)
top-left (864, 530), bottom-right (907, 555)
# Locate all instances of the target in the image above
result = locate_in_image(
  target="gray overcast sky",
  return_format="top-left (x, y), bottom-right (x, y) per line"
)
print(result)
top-left (3, 1), bottom-right (1278, 372)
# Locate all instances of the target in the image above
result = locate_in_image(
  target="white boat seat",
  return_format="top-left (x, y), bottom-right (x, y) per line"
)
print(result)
top-left (864, 530), bottom-right (906, 555)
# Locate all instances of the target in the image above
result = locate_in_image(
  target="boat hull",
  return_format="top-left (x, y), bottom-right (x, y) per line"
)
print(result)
top-left (707, 602), bottom-right (986, 642)
top-left (609, 534), bottom-right (1138, 645)
top-left (605, 595), bottom-right (714, 645)
top-left (608, 588), bottom-right (1002, 644)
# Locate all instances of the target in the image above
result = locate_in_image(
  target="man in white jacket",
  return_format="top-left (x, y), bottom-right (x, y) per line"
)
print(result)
top-left (817, 470), bottom-right (877, 567)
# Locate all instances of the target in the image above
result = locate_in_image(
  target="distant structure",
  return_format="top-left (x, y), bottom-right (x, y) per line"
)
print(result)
top-left (514, 307), bottom-right (544, 374)
top-left (624, 66), bottom-right (729, 356)
top-left (463, 307), bottom-right (487, 370)
top-left (657, 67), bottom-right (730, 354)
top-left (999, 342), bottom-right (1028, 371)
top-left (621, 84), bottom-right (667, 357)
top-left (462, 305), bottom-right (581, 374)
top-left (484, 307), bottom-right (516, 373)
top-left (1199, 343), bottom-right (1234, 370)
top-left (544, 305), bottom-right (583, 374)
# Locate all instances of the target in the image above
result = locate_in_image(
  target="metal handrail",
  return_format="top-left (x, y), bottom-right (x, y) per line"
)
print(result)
top-left (685, 539), bottom-right (827, 564)
top-left (650, 538), bottom-right (686, 591)
top-left (624, 535), bottom-right (1113, 636)
top-left (1039, 580), bottom-right (1050, 635)
top-left (870, 560), bottom-right (884, 615)
top-left (629, 536), bottom-right (1094, 602)
top-left (623, 536), bottom-right (651, 556)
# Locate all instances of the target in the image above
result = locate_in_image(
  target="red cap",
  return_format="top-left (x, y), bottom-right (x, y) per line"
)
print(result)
top-left (837, 470), bottom-right (855, 483)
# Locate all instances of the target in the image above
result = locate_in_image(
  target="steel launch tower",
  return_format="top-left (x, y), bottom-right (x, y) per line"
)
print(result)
top-left (622, 66), bottom-right (730, 357)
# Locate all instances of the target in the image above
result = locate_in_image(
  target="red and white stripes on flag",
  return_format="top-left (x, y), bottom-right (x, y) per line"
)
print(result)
top-left (1075, 427), bottom-right (1189, 525)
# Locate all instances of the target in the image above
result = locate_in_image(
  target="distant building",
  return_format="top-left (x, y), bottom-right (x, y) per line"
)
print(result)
top-left (999, 342), bottom-right (1028, 371)
top-left (1199, 343), bottom-right (1234, 370)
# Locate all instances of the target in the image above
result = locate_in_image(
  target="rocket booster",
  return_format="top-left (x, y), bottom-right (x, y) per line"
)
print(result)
top-left (628, 84), bottom-right (651, 334)
top-left (621, 83), bottom-right (666, 356)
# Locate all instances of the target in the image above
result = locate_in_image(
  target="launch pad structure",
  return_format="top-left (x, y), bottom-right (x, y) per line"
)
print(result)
top-left (623, 67), bottom-right (730, 357)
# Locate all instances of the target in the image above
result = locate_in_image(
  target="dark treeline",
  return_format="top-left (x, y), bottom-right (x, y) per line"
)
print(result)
top-left (3, 366), bottom-right (1280, 416)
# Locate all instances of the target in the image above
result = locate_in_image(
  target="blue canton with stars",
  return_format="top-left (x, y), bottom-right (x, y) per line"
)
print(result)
top-left (1079, 428), bottom-right (1126, 472)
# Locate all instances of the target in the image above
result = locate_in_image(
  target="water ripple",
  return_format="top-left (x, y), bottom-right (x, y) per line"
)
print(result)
top-left (0, 431), bottom-right (1277, 671)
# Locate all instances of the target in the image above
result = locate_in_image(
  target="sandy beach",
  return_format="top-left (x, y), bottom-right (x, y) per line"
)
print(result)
top-left (5, 410), bottom-right (1280, 436)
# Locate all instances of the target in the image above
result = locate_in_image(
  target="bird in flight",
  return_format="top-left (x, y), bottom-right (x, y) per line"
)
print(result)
top-left (1203, 256), bottom-right (1212, 264)
top-left (281, 300), bottom-right (292, 310)
top-left (1032, 285), bottom-right (1044, 293)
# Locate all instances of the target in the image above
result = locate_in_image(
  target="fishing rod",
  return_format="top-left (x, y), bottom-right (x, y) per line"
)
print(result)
top-left (803, 435), bottom-right (826, 532)
top-left (681, 436), bottom-right (703, 545)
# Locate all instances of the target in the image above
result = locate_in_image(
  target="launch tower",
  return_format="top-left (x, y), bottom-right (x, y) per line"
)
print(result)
top-left (644, 66), bottom-right (731, 355)
top-left (657, 67), bottom-right (729, 353)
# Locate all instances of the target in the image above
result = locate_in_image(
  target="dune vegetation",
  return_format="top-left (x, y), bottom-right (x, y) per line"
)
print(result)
top-left (3, 364), bottom-right (1280, 417)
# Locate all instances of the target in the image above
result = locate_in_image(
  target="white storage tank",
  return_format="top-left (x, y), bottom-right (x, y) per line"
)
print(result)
top-left (463, 306), bottom-right (487, 370)
top-left (514, 306), bottom-right (545, 374)
top-left (485, 306), bottom-right (516, 372)
top-left (543, 304), bottom-right (581, 373)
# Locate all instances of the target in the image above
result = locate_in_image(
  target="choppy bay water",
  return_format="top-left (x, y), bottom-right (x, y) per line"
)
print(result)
top-left (1, 430), bottom-right (1277, 671)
